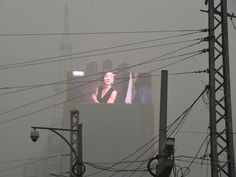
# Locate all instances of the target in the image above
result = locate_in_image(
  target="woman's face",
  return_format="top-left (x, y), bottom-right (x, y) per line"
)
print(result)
top-left (103, 72), bottom-right (114, 85)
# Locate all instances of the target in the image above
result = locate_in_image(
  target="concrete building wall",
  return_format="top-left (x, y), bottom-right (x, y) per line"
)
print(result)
top-left (62, 103), bottom-right (155, 177)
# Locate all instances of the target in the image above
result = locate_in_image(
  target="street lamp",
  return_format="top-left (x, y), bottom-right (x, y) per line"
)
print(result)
top-left (147, 137), bottom-right (175, 177)
top-left (30, 126), bottom-right (85, 177)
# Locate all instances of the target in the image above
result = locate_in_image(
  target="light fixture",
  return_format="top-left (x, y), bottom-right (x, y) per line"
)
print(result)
top-left (72, 71), bottom-right (84, 77)
top-left (165, 137), bottom-right (175, 151)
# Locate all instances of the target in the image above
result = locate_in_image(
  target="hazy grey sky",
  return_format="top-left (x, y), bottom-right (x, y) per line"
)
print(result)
top-left (0, 0), bottom-right (236, 177)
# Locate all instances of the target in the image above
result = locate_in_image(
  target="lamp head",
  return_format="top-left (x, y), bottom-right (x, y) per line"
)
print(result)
top-left (165, 138), bottom-right (175, 149)
top-left (164, 138), bottom-right (175, 156)
top-left (30, 129), bottom-right (39, 142)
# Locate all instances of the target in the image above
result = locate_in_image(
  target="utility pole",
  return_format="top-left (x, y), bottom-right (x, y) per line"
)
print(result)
top-left (159, 70), bottom-right (168, 162)
top-left (206, 0), bottom-right (236, 176)
top-left (70, 110), bottom-right (83, 177)
top-left (157, 70), bottom-right (174, 177)
top-left (148, 70), bottom-right (174, 177)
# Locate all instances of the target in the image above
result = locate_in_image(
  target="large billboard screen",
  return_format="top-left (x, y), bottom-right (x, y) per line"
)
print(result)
top-left (67, 70), bottom-right (152, 104)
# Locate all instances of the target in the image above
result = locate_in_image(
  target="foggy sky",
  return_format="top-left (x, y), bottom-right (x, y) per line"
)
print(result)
top-left (0, 0), bottom-right (236, 177)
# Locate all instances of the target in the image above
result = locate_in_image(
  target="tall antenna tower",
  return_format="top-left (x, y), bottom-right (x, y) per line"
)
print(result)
top-left (43, 3), bottom-right (73, 175)
top-left (53, 3), bottom-right (72, 127)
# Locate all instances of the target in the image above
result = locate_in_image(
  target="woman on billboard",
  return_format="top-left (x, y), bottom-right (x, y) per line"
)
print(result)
top-left (91, 71), bottom-right (117, 104)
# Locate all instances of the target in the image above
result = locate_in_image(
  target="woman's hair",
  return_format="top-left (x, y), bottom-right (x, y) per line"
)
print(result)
top-left (101, 71), bottom-right (116, 83)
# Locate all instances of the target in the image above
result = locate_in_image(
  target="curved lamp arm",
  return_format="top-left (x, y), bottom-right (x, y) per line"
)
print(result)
top-left (31, 126), bottom-right (85, 176)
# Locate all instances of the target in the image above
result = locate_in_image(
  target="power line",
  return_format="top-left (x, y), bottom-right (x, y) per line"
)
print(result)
top-left (0, 154), bottom-right (69, 173)
top-left (0, 51), bottom-right (206, 126)
top-left (110, 87), bottom-right (208, 177)
top-left (175, 155), bottom-right (236, 165)
top-left (0, 31), bottom-right (203, 68)
top-left (0, 69), bottom-right (208, 98)
top-left (85, 162), bottom-right (148, 172)
top-left (230, 16), bottom-right (236, 30)
top-left (85, 136), bottom-right (159, 177)
top-left (85, 84), bottom-right (207, 177)
top-left (0, 153), bottom-right (69, 164)
top-left (0, 35), bottom-right (204, 70)
top-left (0, 47), bottom-right (205, 120)
top-left (85, 100), bottom-right (203, 177)
top-left (0, 89), bottom-right (212, 175)
top-left (0, 29), bottom-right (206, 37)
top-left (0, 40), bottom-right (206, 97)
top-left (148, 49), bottom-right (207, 73)
top-left (126, 87), bottom-right (209, 177)
top-left (0, 70), bottom-right (207, 91)
top-left (182, 135), bottom-right (210, 176)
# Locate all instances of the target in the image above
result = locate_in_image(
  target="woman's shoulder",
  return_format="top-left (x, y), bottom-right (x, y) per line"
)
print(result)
top-left (110, 87), bottom-right (117, 92)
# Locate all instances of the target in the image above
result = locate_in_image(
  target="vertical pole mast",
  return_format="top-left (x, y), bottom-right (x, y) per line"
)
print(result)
top-left (158, 70), bottom-right (168, 164)
top-left (70, 110), bottom-right (82, 177)
top-left (208, 0), bottom-right (236, 176)
top-left (208, 0), bottom-right (219, 176)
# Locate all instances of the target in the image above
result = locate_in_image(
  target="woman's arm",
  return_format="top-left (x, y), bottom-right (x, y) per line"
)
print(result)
top-left (91, 87), bottom-right (100, 103)
top-left (107, 90), bottom-right (117, 103)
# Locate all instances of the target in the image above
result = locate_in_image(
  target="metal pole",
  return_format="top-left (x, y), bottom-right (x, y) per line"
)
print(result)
top-left (78, 124), bottom-right (83, 177)
top-left (158, 70), bottom-right (168, 174)
top-left (221, 0), bottom-right (236, 176)
top-left (208, 1), bottom-right (219, 177)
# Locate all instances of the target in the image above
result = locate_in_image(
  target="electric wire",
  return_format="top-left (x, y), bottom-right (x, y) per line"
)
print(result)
top-left (0, 128), bottom-right (221, 173)
top-left (0, 154), bottom-right (148, 174)
top-left (159, 88), bottom-right (209, 177)
top-left (0, 69), bottom-right (208, 100)
top-left (175, 155), bottom-right (236, 165)
top-left (182, 135), bottom-right (210, 177)
top-left (0, 28), bottom-right (206, 37)
top-left (0, 58), bottom-right (206, 127)
top-left (0, 37), bottom-right (205, 120)
top-left (89, 86), bottom-right (209, 177)
top-left (230, 16), bottom-right (236, 30)
top-left (0, 33), bottom-right (208, 174)
top-left (0, 38), bottom-right (206, 97)
top-left (86, 110), bottom-right (186, 177)
top-left (117, 139), bottom-right (160, 177)
top-left (0, 69), bottom-right (207, 91)
top-left (0, 153), bottom-right (69, 164)
top-left (148, 49), bottom-right (207, 73)
top-left (0, 89), bottom-right (212, 175)
top-left (0, 49), bottom-right (204, 117)
top-left (167, 86), bottom-right (209, 139)
top-left (0, 38), bottom-right (204, 96)
top-left (85, 162), bottom-right (148, 172)
top-left (0, 36), bottom-right (203, 70)
top-left (145, 87), bottom-right (209, 177)
top-left (174, 164), bottom-right (183, 177)
top-left (100, 114), bottom-right (198, 176)
top-left (203, 137), bottom-right (210, 177)
top-left (0, 69), bottom-right (207, 98)
top-left (84, 135), bottom-right (159, 177)
top-left (0, 41), bottom-right (205, 119)
top-left (200, 124), bottom-right (211, 166)
top-left (110, 88), bottom-right (208, 177)
top-left (0, 153), bottom-right (70, 173)
top-left (175, 158), bottom-right (211, 165)
top-left (0, 30), bottom-right (205, 69)
top-left (0, 50), bottom-right (206, 127)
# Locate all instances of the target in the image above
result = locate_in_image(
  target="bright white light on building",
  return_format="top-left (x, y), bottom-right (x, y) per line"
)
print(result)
top-left (72, 71), bottom-right (85, 77)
